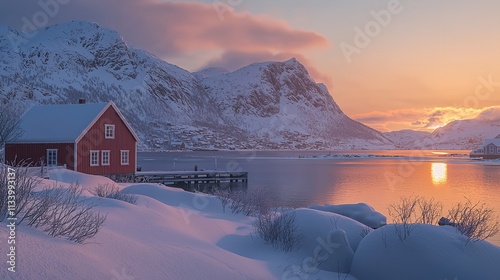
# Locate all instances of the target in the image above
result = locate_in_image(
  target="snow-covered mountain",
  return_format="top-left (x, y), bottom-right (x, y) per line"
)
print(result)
top-left (194, 58), bottom-right (392, 149)
top-left (383, 130), bottom-right (431, 149)
top-left (0, 20), bottom-right (393, 150)
top-left (415, 107), bottom-right (500, 149)
top-left (383, 108), bottom-right (500, 150)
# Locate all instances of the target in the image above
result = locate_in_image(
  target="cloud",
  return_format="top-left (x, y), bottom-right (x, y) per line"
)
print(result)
top-left (0, 0), bottom-right (328, 58)
top-left (353, 107), bottom-right (492, 132)
top-left (475, 106), bottom-right (500, 121)
top-left (0, 0), bottom-right (332, 89)
top-left (200, 50), bottom-right (334, 90)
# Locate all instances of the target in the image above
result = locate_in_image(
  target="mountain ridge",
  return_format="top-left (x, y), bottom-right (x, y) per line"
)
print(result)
top-left (0, 20), bottom-right (394, 150)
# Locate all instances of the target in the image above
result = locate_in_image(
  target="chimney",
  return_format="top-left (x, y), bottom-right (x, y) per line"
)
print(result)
top-left (78, 99), bottom-right (86, 104)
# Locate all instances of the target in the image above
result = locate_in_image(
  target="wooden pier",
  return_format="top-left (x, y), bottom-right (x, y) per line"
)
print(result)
top-left (134, 170), bottom-right (248, 192)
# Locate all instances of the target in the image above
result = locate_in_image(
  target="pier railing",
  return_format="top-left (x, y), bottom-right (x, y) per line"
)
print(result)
top-left (134, 170), bottom-right (248, 192)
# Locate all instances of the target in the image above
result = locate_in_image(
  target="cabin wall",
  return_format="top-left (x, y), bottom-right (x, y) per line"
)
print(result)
top-left (76, 106), bottom-right (136, 175)
top-left (4, 143), bottom-right (75, 169)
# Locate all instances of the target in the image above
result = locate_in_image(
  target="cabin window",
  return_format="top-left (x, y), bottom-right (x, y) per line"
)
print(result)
top-left (489, 145), bottom-right (495, 154)
top-left (102, 150), bottom-right (110, 166)
top-left (121, 150), bottom-right (129, 165)
top-left (47, 149), bottom-right (58, 167)
top-left (105, 124), bottom-right (115, 139)
top-left (90, 150), bottom-right (99, 166)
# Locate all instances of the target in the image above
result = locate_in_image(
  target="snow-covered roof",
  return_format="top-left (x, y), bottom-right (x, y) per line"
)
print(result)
top-left (13, 103), bottom-right (109, 143)
top-left (483, 138), bottom-right (500, 146)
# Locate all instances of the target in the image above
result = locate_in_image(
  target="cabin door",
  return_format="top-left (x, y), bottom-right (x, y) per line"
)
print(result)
top-left (47, 149), bottom-right (58, 167)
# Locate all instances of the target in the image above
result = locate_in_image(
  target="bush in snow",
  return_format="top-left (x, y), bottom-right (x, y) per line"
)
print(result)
top-left (416, 197), bottom-right (443, 225)
top-left (214, 187), bottom-right (272, 216)
top-left (388, 195), bottom-right (419, 241)
top-left (253, 210), bottom-right (303, 252)
top-left (389, 195), bottom-right (498, 244)
top-left (23, 185), bottom-right (107, 243)
top-left (93, 183), bottom-right (138, 205)
top-left (446, 199), bottom-right (499, 243)
top-left (1, 162), bottom-right (106, 243)
top-left (388, 196), bottom-right (444, 241)
top-left (0, 161), bottom-right (41, 222)
top-left (389, 195), bottom-right (444, 225)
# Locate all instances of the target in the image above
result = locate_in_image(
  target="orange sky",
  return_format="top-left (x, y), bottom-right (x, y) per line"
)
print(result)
top-left (164, 1), bottom-right (500, 131)
top-left (1, 0), bottom-right (500, 131)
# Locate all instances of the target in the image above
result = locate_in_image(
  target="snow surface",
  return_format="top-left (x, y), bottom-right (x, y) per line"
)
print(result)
top-left (1, 170), bottom-right (499, 279)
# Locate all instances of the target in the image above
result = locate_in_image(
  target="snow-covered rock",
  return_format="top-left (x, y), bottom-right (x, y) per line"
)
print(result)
top-left (310, 203), bottom-right (387, 229)
top-left (280, 208), bottom-right (371, 277)
top-left (351, 224), bottom-right (500, 280)
top-left (318, 229), bottom-right (355, 273)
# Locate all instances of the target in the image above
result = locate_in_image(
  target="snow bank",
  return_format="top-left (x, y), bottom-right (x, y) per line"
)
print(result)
top-left (278, 208), bottom-right (371, 277)
top-left (310, 203), bottom-right (387, 229)
top-left (47, 168), bottom-right (123, 194)
top-left (2, 182), bottom-right (275, 279)
top-left (3, 169), bottom-right (499, 280)
top-left (351, 224), bottom-right (500, 280)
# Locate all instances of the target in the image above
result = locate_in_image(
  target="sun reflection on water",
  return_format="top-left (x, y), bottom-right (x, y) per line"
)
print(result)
top-left (431, 162), bottom-right (447, 185)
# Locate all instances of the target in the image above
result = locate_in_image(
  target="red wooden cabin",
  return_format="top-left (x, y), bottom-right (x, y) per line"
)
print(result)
top-left (5, 101), bottom-right (139, 176)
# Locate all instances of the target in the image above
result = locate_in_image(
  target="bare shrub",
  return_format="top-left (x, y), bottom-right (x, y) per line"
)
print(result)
top-left (417, 197), bottom-right (443, 225)
top-left (27, 185), bottom-right (106, 243)
top-left (18, 185), bottom-right (107, 243)
top-left (107, 191), bottom-right (139, 205)
top-left (212, 188), bottom-right (231, 213)
top-left (214, 187), bottom-right (272, 216)
top-left (93, 183), bottom-right (138, 205)
top-left (389, 195), bottom-right (498, 244)
top-left (389, 196), bottom-right (444, 224)
top-left (0, 163), bottom-right (107, 243)
top-left (93, 183), bottom-right (119, 198)
top-left (253, 210), bottom-right (303, 252)
top-left (446, 199), bottom-right (499, 243)
top-left (0, 161), bottom-right (41, 222)
top-left (388, 195), bottom-right (420, 241)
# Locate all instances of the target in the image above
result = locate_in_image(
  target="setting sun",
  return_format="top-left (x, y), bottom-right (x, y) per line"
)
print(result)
top-left (431, 162), bottom-right (448, 185)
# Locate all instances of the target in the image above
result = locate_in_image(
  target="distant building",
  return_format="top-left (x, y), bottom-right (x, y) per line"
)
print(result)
top-left (170, 141), bottom-right (186, 150)
top-left (470, 134), bottom-right (500, 159)
top-left (5, 101), bottom-right (139, 176)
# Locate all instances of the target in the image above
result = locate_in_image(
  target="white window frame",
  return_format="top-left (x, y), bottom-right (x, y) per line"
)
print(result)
top-left (101, 150), bottom-right (110, 166)
top-left (105, 124), bottom-right (115, 139)
top-left (47, 149), bottom-right (58, 167)
top-left (90, 150), bottom-right (99, 166)
top-left (120, 150), bottom-right (129, 165)
top-left (489, 145), bottom-right (495, 154)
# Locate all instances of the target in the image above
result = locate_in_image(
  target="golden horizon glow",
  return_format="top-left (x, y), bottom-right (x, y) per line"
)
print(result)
top-left (431, 152), bottom-right (449, 155)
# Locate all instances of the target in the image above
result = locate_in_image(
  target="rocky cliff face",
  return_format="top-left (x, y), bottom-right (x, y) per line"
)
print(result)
top-left (0, 20), bottom-right (393, 150)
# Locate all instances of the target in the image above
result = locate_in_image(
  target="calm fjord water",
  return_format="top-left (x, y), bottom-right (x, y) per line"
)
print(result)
top-left (138, 150), bottom-right (500, 246)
